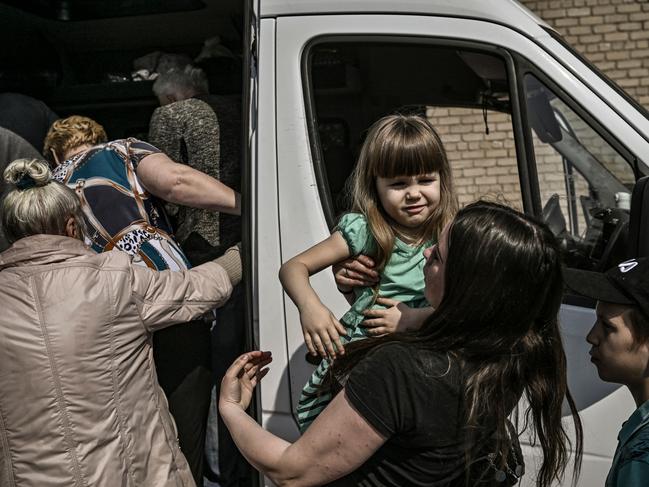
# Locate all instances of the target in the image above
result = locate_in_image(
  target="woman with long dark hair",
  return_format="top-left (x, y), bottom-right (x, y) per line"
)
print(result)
top-left (219, 201), bottom-right (583, 486)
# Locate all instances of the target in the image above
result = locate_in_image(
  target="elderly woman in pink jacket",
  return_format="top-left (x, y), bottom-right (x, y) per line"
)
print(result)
top-left (0, 158), bottom-right (240, 487)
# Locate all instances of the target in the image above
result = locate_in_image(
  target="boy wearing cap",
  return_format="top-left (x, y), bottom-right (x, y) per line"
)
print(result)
top-left (565, 258), bottom-right (649, 487)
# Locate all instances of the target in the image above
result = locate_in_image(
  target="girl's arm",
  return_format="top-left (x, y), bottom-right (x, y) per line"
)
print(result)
top-left (219, 352), bottom-right (387, 487)
top-left (279, 231), bottom-right (352, 358)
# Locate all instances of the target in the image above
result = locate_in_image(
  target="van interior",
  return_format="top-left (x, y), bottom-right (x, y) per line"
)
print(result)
top-left (0, 0), bottom-right (244, 139)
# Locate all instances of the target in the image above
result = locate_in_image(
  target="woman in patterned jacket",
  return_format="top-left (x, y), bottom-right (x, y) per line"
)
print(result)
top-left (43, 115), bottom-right (241, 484)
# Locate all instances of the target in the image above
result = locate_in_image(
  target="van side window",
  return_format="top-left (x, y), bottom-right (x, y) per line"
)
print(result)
top-left (523, 74), bottom-right (635, 271)
top-left (306, 42), bottom-right (523, 221)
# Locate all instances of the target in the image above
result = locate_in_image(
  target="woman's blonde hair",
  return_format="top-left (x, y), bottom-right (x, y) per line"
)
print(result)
top-left (2, 158), bottom-right (86, 243)
top-left (349, 114), bottom-right (458, 271)
top-left (43, 115), bottom-right (107, 164)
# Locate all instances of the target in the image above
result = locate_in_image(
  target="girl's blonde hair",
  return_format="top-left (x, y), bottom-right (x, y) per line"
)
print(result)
top-left (43, 115), bottom-right (107, 164)
top-left (349, 114), bottom-right (458, 271)
top-left (2, 158), bottom-right (86, 243)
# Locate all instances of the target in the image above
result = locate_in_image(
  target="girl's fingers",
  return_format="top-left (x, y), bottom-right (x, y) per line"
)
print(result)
top-left (334, 320), bottom-right (347, 336)
top-left (312, 335), bottom-right (327, 358)
top-left (322, 336), bottom-right (336, 358)
top-left (332, 334), bottom-right (345, 356)
top-left (304, 334), bottom-right (316, 356)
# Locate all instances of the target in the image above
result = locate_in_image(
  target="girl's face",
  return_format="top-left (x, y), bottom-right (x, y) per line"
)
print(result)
top-left (375, 172), bottom-right (441, 231)
top-left (423, 224), bottom-right (449, 308)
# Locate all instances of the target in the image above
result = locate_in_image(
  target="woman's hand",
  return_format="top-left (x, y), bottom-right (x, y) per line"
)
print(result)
top-left (220, 351), bottom-right (272, 412)
top-left (300, 302), bottom-right (347, 359)
top-left (332, 255), bottom-right (379, 293)
top-left (361, 298), bottom-right (433, 335)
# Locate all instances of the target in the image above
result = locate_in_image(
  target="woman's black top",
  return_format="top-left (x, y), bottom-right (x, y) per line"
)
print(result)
top-left (328, 342), bottom-right (522, 486)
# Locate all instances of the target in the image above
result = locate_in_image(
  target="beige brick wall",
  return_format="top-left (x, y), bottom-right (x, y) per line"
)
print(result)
top-left (438, 0), bottom-right (644, 214)
top-left (426, 107), bottom-right (524, 209)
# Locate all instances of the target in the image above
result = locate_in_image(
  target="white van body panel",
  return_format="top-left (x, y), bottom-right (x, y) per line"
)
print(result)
top-left (254, 3), bottom-right (649, 486)
top-left (260, 0), bottom-right (550, 33)
top-left (262, 0), bottom-right (649, 147)
top-left (255, 18), bottom-right (303, 440)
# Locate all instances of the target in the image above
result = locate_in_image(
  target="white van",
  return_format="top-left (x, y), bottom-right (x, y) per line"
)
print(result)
top-left (247, 1), bottom-right (649, 486)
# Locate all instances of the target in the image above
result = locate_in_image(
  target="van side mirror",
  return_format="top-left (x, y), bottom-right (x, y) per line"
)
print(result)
top-left (525, 76), bottom-right (562, 144)
top-left (628, 176), bottom-right (649, 257)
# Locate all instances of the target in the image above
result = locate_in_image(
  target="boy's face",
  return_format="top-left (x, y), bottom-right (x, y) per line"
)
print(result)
top-left (586, 302), bottom-right (649, 386)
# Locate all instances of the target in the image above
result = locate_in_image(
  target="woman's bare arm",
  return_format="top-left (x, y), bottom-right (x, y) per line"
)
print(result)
top-left (220, 353), bottom-right (386, 487)
top-left (136, 152), bottom-right (241, 215)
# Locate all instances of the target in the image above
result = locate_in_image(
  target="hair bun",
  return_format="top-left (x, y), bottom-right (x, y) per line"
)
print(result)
top-left (3, 158), bottom-right (52, 190)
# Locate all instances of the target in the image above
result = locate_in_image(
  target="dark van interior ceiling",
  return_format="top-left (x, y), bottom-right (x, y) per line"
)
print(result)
top-left (0, 0), bottom-right (244, 139)
top-left (1, 0), bottom-right (206, 21)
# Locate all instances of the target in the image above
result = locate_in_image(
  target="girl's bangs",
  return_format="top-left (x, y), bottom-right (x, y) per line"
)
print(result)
top-left (373, 138), bottom-right (442, 178)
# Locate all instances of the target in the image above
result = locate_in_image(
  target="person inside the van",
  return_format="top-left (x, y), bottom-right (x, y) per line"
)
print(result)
top-left (279, 114), bottom-right (458, 432)
top-left (0, 127), bottom-right (41, 252)
top-left (565, 259), bottom-right (649, 487)
top-left (42, 115), bottom-right (241, 485)
top-left (0, 92), bottom-right (59, 153)
top-left (149, 64), bottom-right (241, 250)
top-left (149, 64), bottom-right (248, 486)
top-left (220, 201), bottom-right (584, 487)
top-left (0, 158), bottom-right (241, 486)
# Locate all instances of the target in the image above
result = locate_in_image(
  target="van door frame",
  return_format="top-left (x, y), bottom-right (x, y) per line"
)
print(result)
top-left (243, 0), bottom-right (264, 485)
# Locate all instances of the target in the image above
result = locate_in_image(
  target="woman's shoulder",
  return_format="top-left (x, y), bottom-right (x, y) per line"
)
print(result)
top-left (364, 342), bottom-right (456, 378)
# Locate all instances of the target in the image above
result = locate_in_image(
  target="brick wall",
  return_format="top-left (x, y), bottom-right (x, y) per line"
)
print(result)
top-left (523, 0), bottom-right (649, 107)
top-left (436, 0), bottom-right (644, 211)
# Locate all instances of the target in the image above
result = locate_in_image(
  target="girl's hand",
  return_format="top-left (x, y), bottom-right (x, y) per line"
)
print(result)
top-left (300, 302), bottom-right (347, 359)
top-left (332, 255), bottom-right (379, 293)
top-left (361, 298), bottom-right (433, 335)
top-left (220, 351), bottom-right (272, 411)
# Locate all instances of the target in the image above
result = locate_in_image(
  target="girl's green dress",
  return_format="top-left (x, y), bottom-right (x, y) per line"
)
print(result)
top-left (296, 213), bottom-right (433, 431)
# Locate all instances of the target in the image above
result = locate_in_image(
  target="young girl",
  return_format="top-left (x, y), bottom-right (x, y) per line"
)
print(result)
top-left (279, 114), bottom-right (458, 431)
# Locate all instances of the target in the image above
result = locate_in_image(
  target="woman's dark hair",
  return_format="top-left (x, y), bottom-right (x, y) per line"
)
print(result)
top-left (329, 200), bottom-right (583, 487)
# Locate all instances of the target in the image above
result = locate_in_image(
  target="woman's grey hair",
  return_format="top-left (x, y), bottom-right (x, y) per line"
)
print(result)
top-left (2, 158), bottom-right (86, 243)
top-left (153, 65), bottom-right (209, 99)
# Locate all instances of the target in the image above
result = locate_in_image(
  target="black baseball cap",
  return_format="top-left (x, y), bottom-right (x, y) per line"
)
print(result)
top-left (564, 259), bottom-right (649, 319)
